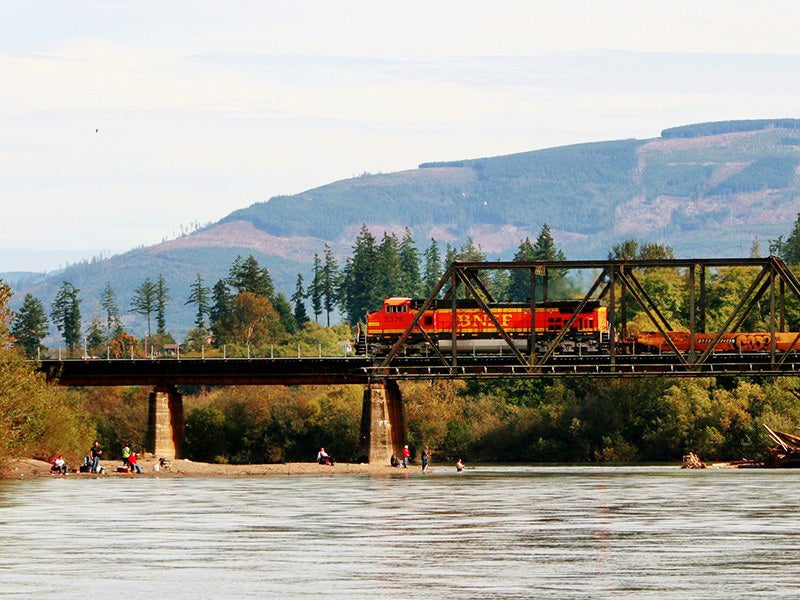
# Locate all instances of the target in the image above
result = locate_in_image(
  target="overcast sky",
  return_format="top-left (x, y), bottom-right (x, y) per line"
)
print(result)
top-left (2, 1), bottom-right (800, 272)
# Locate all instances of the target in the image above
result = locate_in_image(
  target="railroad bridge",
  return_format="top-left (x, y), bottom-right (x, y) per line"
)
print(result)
top-left (38, 256), bottom-right (800, 463)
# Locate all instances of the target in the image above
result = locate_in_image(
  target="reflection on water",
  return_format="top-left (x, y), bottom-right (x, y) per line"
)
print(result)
top-left (2, 466), bottom-right (800, 598)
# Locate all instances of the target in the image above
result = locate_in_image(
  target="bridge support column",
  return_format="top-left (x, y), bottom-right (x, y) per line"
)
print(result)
top-left (147, 384), bottom-right (184, 460)
top-left (360, 380), bottom-right (406, 464)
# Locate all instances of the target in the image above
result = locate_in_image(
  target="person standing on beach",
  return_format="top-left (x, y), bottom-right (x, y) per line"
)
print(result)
top-left (421, 445), bottom-right (430, 473)
top-left (121, 443), bottom-right (131, 469)
top-left (402, 445), bottom-right (410, 468)
top-left (90, 440), bottom-right (103, 473)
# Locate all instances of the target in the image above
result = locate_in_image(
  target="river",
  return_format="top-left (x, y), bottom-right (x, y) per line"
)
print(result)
top-left (1, 465), bottom-right (799, 598)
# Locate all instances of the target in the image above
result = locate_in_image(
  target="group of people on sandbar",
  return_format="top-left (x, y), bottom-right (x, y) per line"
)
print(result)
top-left (389, 445), bottom-right (466, 473)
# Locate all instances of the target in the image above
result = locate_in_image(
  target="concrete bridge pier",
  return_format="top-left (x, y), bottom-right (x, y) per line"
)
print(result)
top-left (147, 384), bottom-right (184, 460)
top-left (360, 380), bottom-right (406, 465)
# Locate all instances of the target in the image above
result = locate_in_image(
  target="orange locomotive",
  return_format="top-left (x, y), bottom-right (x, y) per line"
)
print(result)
top-left (357, 297), bottom-right (610, 356)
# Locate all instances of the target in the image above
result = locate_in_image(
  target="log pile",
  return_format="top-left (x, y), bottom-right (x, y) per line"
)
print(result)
top-left (682, 452), bottom-right (706, 469)
top-left (763, 425), bottom-right (800, 468)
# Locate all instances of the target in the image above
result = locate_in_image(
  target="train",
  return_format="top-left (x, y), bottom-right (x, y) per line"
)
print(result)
top-left (355, 296), bottom-right (800, 356)
top-left (356, 296), bottom-right (611, 356)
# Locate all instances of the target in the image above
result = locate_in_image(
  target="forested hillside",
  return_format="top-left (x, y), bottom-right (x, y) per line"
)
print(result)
top-left (8, 118), bottom-right (800, 338)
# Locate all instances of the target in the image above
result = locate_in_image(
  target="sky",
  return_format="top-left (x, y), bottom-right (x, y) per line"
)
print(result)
top-left (2, 1), bottom-right (800, 272)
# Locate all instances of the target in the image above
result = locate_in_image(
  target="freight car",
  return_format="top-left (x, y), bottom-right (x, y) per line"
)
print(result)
top-left (632, 331), bottom-right (800, 354)
top-left (355, 297), bottom-right (610, 356)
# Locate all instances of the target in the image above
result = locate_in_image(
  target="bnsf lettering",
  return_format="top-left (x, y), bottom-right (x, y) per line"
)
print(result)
top-left (456, 312), bottom-right (514, 329)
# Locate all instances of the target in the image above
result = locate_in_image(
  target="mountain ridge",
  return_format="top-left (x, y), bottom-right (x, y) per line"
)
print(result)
top-left (9, 119), bottom-right (800, 338)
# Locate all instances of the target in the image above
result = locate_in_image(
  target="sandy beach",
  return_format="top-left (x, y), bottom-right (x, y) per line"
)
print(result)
top-left (0, 457), bottom-right (404, 479)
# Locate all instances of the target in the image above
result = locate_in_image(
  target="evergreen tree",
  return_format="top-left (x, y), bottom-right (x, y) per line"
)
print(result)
top-left (532, 224), bottom-right (566, 262)
top-left (272, 292), bottom-right (297, 334)
top-left (341, 224), bottom-right (379, 323)
top-left (209, 279), bottom-right (232, 344)
top-left (507, 237), bottom-right (536, 302)
top-left (532, 224), bottom-right (570, 299)
top-left (376, 232), bottom-right (403, 300)
top-left (309, 253), bottom-right (323, 323)
top-left (155, 274), bottom-right (170, 335)
top-left (398, 228), bottom-right (422, 297)
top-left (229, 255), bottom-right (274, 297)
top-left (454, 238), bottom-right (488, 299)
top-left (322, 244), bottom-right (340, 326)
top-left (186, 273), bottom-right (211, 329)
top-left (50, 281), bottom-right (82, 353)
top-left (444, 243), bottom-right (458, 269)
top-left (130, 277), bottom-right (157, 345)
top-left (292, 273), bottom-right (310, 326)
top-left (422, 238), bottom-right (443, 298)
top-left (770, 212), bottom-right (800, 265)
top-left (99, 282), bottom-right (123, 338)
top-left (11, 293), bottom-right (48, 358)
top-left (85, 316), bottom-right (106, 355)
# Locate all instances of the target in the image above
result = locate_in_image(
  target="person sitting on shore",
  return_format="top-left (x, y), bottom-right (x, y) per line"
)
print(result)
top-left (317, 447), bottom-right (334, 465)
top-left (50, 455), bottom-right (67, 475)
top-left (128, 451), bottom-right (143, 474)
top-left (390, 454), bottom-right (400, 468)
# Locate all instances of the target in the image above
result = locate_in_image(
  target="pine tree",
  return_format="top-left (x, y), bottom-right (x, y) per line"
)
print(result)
top-left (209, 279), bottom-right (232, 345)
top-left (155, 274), bottom-right (170, 335)
top-left (376, 232), bottom-right (403, 300)
top-left (11, 293), bottom-right (49, 358)
top-left (531, 224), bottom-right (571, 300)
top-left (99, 282), bottom-right (123, 338)
top-left (50, 281), bottom-right (82, 353)
top-left (422, 238), bottom-right (443, 298)
top-left (341, 224), bottom-right (379, 323)
top-left (130, 277), bottom-right (157, 345)
top-left (309, 254), bottom-right (323, 323)
top-left (272, 291), bottom-right (297, 334)
top-left (292, 273), bottom-right (310, 326)
top-left (770, 212), bottom-right (800, 265)
top-left (507, 237), bottom-right (536, 302)
top-left (228, 255), bottom-right (274, 298)
top-left (398, 228), bottom-right (422, 297)
top-left (322, 244), bottom-right (340, 326)
top-left (85, 316), bottom-right (106, 355)
top-left (532, 225), bottom-right (564, 262)
top-left (186, 273), bottom-right (211, 329)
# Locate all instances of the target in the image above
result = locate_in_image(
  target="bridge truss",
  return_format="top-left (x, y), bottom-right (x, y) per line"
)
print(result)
top-left (372, 256), bottom-right (800, 379)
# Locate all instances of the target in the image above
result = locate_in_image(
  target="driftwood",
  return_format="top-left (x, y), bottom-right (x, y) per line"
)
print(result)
top-left (682, 452), bottom-right (706, 469)
top-left (763, 425), bottom-right (800, 468)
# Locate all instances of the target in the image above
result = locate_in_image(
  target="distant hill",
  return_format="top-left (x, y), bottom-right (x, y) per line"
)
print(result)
top-left (10, 119), bottom-right (800, 340)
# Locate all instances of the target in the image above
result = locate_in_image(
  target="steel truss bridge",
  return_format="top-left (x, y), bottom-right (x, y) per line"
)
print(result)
top-left (37, 256), bottom-right (800, 386)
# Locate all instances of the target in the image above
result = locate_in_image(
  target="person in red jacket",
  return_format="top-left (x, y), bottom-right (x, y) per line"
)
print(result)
top-left (402, 445), bottom-right (410, 468)
top-left (128, 451), bottom-right (143, 474)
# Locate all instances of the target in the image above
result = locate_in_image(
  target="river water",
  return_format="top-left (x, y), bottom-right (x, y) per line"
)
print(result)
top-left (1, 465), bottom-right (799, 599)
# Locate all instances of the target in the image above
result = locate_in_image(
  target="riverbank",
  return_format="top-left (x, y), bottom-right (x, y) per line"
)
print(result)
top-left (0, 457), bottom-right (399, 479)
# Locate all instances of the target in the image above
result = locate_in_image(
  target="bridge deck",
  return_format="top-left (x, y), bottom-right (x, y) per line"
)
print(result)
top-left (38, 353), bottom-right (800, 386)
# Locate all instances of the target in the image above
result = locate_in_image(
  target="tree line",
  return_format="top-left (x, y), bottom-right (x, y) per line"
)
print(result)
top-left (9, 223), bottom-right (569, 358)
top-left (8, 215), bottom-right (800, 468)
